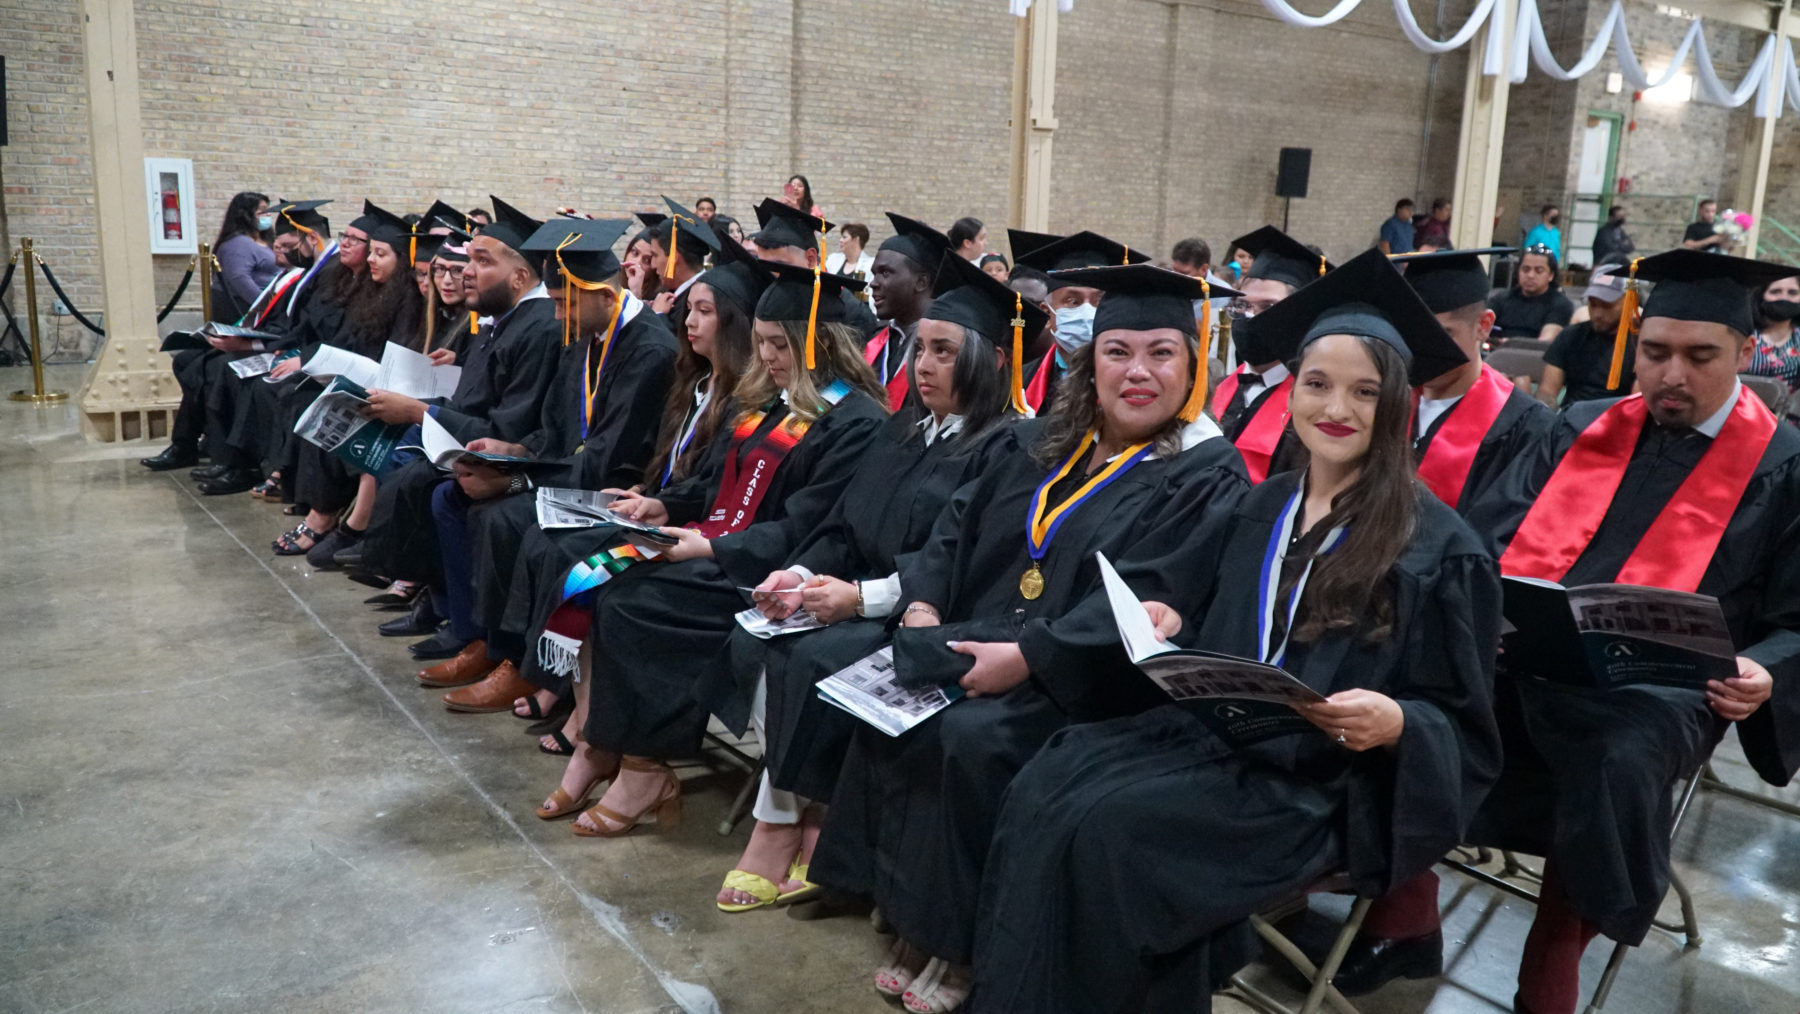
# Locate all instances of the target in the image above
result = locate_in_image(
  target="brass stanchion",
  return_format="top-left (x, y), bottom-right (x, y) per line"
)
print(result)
top-left (9, 238), bottom-right (70, 404)
top-left (197, 241), bottom-right (214, 323)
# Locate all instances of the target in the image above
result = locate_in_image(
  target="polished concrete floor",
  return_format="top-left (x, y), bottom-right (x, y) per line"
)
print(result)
top-left (3, 363), bottom-right (1798, 1014)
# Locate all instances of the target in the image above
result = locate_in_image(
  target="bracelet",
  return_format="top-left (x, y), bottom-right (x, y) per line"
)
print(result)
top-left (903, 603), bottom-right (939, 619)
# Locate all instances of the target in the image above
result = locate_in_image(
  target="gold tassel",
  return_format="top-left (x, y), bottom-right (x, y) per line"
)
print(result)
top-left (663, 218), bottom-right (678, 280)
top-left (805, 270), bottom-right (822, 371)
top-left (1179, 279), bottom-right (1213, 423)
top-left (1009, 292), bottom-right (1028, 414)
top-left (469, 310), bottom-right (479, 336)
top-left (1122, 245), bottom-right (1130, 265)
top-left (409, 234), bottom-right (417, 266)
top-left (1608, 258), bottom-right (1640, 391)
top-left (1318, 254), bottom-right (1327, 277)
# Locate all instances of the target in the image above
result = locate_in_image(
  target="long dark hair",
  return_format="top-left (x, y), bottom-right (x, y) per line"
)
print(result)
top-left (788, 174), bottom-right (816, 212)
top-left (341, 262), bottom-right (427, 356)
top-left (215, 191), bottom-right (269, 249)
top-left (1033, 337), bottom-right (1197, 467)
top-left (904, 321), bottom-right (1014, 442)
top-left (647, 293), bottom-right (756, 489)
top-left (1283, 336), bottom-right (1418, 643)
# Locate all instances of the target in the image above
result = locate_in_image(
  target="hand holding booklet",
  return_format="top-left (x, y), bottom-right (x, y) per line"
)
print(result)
top-left (532, 486), bottom-right (679, 545)
top-left (1500, 577), bottom-right (1736, 690)
top-left (159, 321), bottom-right (281, 353)
top-left (412, 413), bottom-right (536, 470)
top-left (291, 377), bottom-right (406, 473)
top-left (1099, 553), bottom-right (1324, 747)
top-left (816, 646), bottom-right (964, 737)
top-left (302, 342), bottom-right (460, 399)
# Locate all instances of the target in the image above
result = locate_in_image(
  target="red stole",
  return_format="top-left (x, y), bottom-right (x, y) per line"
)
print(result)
top-left (695, 407), bottom-right (816, 538)
top-left (1499, 391), bottom-right (1778, 592)
top-left (252, 271), bottom-right (304, 327)
top-left (1415, 364), bottom-right (1514, 510)
top-left (863, 325), bottom-right (910, 411)
top-left (1210, 367), bottom-right (1292, 484)
top-left (1024, 349), bottom-right (1056, 413)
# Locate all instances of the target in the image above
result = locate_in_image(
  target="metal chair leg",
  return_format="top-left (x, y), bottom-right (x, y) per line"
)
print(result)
top-left (717, 758), bottom-right (763, 836)
top-left (1302, 897), bottom-right (1372, 1014)
top-left (1581, 938), bottom-right (1632, 1014)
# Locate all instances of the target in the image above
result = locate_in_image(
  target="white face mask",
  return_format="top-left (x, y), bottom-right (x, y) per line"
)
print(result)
top-left (1053, 303), bottom-right (1097, 357)
top-left (257, 214), bottom-right (276, 232)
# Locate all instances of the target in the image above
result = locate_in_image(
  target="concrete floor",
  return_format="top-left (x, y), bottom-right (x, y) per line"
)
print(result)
top-left (2, 363), bottom-right (1798, 1014)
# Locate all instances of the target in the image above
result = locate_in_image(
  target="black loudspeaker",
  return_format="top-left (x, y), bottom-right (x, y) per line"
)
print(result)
top-left (1276, 147), bottom-right (1311, 199)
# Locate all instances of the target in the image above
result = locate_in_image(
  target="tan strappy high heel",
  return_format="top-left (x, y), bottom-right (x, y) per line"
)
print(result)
top-left (571, 757), bottom-right (682, 837)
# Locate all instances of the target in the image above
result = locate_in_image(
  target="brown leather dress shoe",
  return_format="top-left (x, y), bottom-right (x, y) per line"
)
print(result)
top-left (416, 639), bottom-right (497, 688)
top-left (442, 661), bottom-right (536, 713)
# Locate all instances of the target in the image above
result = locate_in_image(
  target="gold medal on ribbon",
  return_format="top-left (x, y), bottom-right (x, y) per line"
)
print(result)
top-left (1019, 564), bottom-right (1045, 600)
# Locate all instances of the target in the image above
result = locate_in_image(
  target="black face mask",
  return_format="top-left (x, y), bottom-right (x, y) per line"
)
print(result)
top-left (1548, 215), bottom-right (1561, 226)
top-left (1763, 299), bottom-right (1800, 322)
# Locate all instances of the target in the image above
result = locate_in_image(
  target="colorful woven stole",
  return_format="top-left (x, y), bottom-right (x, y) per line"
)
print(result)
top-left (1415, 364), bottom-right (1514, 511)
top-left (1498, 391), bottom-right (1777, 592)
top-left (1211, 368), bottom-right (1293, 485)
top-left (534, 380), bottom-right (853, 675)
top-left (1024, 349), bottom-right (1056, 414)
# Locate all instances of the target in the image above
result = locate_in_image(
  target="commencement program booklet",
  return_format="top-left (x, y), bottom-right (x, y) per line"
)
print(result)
top-left (1099, 552), bottom-right (1324, 747)
top-left (158, 321), bottom-right (281, 353)
top-left (291, 377), bottom-right (406, 474)
top-left (411, 413), bottom-right (537, 471)
top-left (301, 341), bottom-right (460, 399)
top-left (734, 607), bottom-right (825, 639)
top-left (816, 646), bottom-right (963, 737)
top-left (532, 486), bottom-right (679, 545)
top-left (1500, 577), bottom-right (1735, 690)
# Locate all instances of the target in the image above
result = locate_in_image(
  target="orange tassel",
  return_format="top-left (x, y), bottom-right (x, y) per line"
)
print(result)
top-left (663, 219), bottom-right (678, 280)
top-left (1122, 245), bottom-right (1130, 265)
top-left (1608, 258), bottom-right (1640, 391)
top-left (1179, 280), bottom-right (1213, 422)
top-left (469, 310), bottom-right (478, 336)
top-left (1009, 292), bottom-right (1028, 414)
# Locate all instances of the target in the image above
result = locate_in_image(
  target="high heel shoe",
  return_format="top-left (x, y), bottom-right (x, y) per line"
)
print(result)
top-left (571, 758), bottom-right (681, 837)
top-left (874, 936), bottom-right (928, 997)
top-left (535, 750), bottom-right (620, 820)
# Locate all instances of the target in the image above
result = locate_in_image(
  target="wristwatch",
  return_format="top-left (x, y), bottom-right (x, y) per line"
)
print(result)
top-left (507, 473), bottom-right (528, 495)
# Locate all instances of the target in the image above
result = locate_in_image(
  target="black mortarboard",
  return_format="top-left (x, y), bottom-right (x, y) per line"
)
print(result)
top-left (433, 225), bottom-right (472, 263)
top-left (1251, 248), bottom-right (1466, 386)
top-left (522, 218), bottom-right (631, 285)
top-left (483, 196), bottom-right (544, 256)
top-left (636, 211), bottom-right (669, 228)
top-left (1393, 247), bottom-right (1510, 314)
top-left (750, 198), bottom-right (834, 250)
top-left (881, 213), bottom-right (952, 271)
top-left (697, 233), bottom-right (775, 317)
top-left (929, 252), bottom-right (1054, 413)
top-left (425, 200), bottom-right (473, 234)
top-left (1014, 231), bottom-right (1152, 288)
top-left (1044, 263), bottom-right (1243, 422)
top-left (1233, 226), bottom-right (1334, 290)
top-left (652, 194), bottom-right (721, 271)
top-left (409, 231), bottom-right (451, 263)
top-left (1632, 249), bottom-right (1797, 335)
top-left (1007, 229), bottom-right (1064, 262)
top-left (273, 199), bottom-right (331, 238)
top-left (359, 200), bottom-right (413, 254)
top-left (755, 262), bottom-right (864, 323)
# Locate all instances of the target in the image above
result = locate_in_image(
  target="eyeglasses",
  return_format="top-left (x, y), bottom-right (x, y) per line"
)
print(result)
top-left (431, 264), bottom-right (462, 277)
top-left (1226, 298), bottom-right (1278, 319)
top-left (339, 236), bottom-right (368, 248)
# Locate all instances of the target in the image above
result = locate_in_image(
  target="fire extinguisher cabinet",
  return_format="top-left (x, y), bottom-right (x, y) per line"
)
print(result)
top-left (144, 157), bottom-right (197, 255)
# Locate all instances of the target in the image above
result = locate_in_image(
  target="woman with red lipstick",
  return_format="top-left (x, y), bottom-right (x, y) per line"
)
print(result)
top-left (968, 250), bottom-right (1503, 1013)
top-left (811, 264), bottom-right (1251, 1013)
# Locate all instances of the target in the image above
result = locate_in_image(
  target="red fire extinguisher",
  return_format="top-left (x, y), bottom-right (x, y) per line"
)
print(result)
top-left (162, 190), bottom-right (182, 240)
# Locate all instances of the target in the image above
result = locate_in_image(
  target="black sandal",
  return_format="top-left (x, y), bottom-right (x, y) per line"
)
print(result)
top-left (538, 730), bottom-right (575, 756)
top-left (272, 523), bottom-right (324, 556)
top-left (525, 695), bottom-right (575, 734)
top-left (281, 503), bottom-right (309, 517)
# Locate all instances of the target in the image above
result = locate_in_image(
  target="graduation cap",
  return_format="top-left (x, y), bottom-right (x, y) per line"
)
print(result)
top-left (424, 200), bottom-right (473, 234)
top-left (358, 200), bottom-right (414, 256)
top-left (1392, 247), bottom-right (1510, 314)
top-left (522, 218), bottom-right (633, 346)
top-left (650, 194), bottom-right (721, 279)
top-left (880, 213), bottom-right (953, 271)
top-left (756, 261), bottom-right (866, 369)
top-left (431, 223), bottom-right (474, 263)
top-left (1014, 231), bottom-right (1152, 288)
top-left (1250, 248), bottom-right (1466, 386)
top-left (635, 210), bottom-right (669, 229)
top-left (1006, 228), bottom-right (1064, 263)
top-left (408, 231), bottom-right (451, 264)
top-left (927, 252), bottom-right (1053, 414)
top-left (481, 196), bottom-right (545, 258)
top-left (1232, 226), bottom-right (1334, 290)
top-left (750, 198), bottom-right (834, 251)
top-left (699, 232), bottom-right (776, 318)
top-left (273, 199), bottom-right (331, 239)
top-left (1050, 263), bottom-right (1243, 422)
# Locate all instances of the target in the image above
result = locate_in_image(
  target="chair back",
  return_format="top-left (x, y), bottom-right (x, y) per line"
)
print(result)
top-left (1486, 347), bottom-right (1547, 388)
top-left (1739, 374), bottom-right (1790, 417)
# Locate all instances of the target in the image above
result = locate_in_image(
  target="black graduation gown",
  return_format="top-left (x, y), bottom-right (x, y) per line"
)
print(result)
top-left (969, 473), bottom-right (1502, 1012)
top-left (1460, 396), bottom-right (1800, 943)
top-left (1412, 384), bottom-right (1557, 516)
top-left (809, 423), bottom-right (1250, 965)
top-left (701, 414), bottom-right (1023, 798)
top-left (580, 390), bottom-right (888, 757)
top-left (360, 300), bottom-right (560, 583)
top-left (467, 310), bottom-right (679, 645)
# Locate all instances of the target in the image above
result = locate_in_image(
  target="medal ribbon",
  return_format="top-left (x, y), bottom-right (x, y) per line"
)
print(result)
top-left (661, 379), bottom-right (712, 489)
top-left (1255, 483), bottom-right (1347, 666)
top-left (1414, 364), bottom-right (1514, 510)
top-left (1026, 430), bottom-right (1154, 566)
top-left (1498, 390), bottom-right (1776, 592)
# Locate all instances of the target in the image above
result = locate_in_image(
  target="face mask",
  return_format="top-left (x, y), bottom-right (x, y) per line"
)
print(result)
top-left (1764, 299), bottom-right (1800, 322)
top-left (257, 215), bottom-right (276, 232)
top-left (1052, 303), bottom-right (1097, 357)
top-left (288, 246), bottom-right (315, 269)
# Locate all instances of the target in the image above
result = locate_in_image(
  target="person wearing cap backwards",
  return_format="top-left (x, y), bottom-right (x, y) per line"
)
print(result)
top-left (503, 231), bottom-right (770, 749)
top-left (747, 197), bottom-right (881, 341)
top-left (813, 263), bottom-right (1251, 1013)
top-left (1536, 262), bottom-right (1635, 409)
top-left (1211, 226), bottom-right (1337, 483)
top-left (1375, 250), bottom-right (1800, 1014)
top-left (356, 197), bottom-right (565, 660)
top-left (861, 212), bottom-right (951, 409)
top-left (417, 216), bottom-right (681, 710)
top-left (636, 196), bottom-right (720, 317)
top-left (967, 250), bottom-right (1499, 1014)
top-left (529, 262), bottom-right (888, 839)
top-left (701, 252), bottom-right (1043, 916)
top-left (1010, 229), bottom-right (1153, 414)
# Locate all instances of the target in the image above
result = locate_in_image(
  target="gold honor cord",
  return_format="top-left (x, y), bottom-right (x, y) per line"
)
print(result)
top-left (1319, 254), bottom-right (1327, 277)
top-left (281, 209), bottom-right (321, 249)
top-left (1022, 430), bottom-right (1153, 598)
top-left (1009, 291), bottom-right (1028, 414)
top-left (582, 289), bottom-right (628, 437)
top-left (1179, 278), bottom-right (1212, 423)
top-left (1122, 245), bottom-right (1129, 264)
top-left (1608, 257), bottom-right (1641, 391)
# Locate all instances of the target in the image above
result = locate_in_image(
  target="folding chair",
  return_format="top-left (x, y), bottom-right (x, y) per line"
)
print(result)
top-left (1222, 873), bottom-right (1373, 1014)
top-left (701, 723), bottom-right (764, 836)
